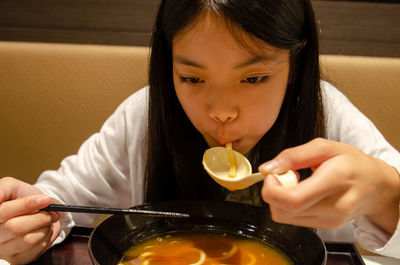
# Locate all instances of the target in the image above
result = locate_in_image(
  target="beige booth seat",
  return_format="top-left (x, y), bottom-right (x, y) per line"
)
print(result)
top-left (0, 41), bottom-right (399, 184)
top-left (0, 41), bottom-right (149, 183)
top-left (319, 55), bottom-right (400, 151)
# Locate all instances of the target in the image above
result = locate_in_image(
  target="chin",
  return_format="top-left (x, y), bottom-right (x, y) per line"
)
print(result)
top-left (237, 147), bottom-right (252, 155)
top-left (238, 139), bottom-right (261, 155)
top-left (234, 142), bottom-right (254, 155)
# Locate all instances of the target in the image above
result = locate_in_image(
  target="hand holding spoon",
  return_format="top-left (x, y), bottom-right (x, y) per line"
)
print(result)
top-left (202, 146), bottom-right (298, 191)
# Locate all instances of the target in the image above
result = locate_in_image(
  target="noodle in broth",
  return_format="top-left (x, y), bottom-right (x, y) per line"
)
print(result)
top-left (119, 232), bottom-right (292, 265)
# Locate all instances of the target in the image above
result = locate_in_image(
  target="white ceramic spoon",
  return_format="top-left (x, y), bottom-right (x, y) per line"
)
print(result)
top-left (202, 147), bottom-right (298, 191)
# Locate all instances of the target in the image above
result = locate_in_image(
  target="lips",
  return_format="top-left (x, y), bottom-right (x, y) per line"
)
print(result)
top-left (203, 132), bottom-right (241, 149)
top-left (215, 138), bottom-right (240, 148)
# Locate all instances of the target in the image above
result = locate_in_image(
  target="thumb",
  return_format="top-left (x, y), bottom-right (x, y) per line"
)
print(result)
top-left (264, 174), bottom-right (280, 186)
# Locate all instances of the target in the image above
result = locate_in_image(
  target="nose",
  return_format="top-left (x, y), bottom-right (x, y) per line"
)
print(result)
top-left (208, 101), bottom-right (238, 123)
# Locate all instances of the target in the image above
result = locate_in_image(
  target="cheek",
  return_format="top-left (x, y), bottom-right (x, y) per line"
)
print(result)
top-left (243, 85), bottom-right (286, 134)
top-left (255, 78), bottom-right (288, 133)
top-left (245, 102), bottom-right (281, 136)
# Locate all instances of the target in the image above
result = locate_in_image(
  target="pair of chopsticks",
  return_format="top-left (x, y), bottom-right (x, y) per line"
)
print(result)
top-left (42, 204), bottom-right (189, 218)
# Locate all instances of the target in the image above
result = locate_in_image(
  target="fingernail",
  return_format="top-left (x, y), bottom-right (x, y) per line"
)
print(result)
top-left (260, 160), bottom-right (280, 173)
top-left (36, 195), bottom-right (49, 206)
top-left (265, 174), bottom-right (279, 185)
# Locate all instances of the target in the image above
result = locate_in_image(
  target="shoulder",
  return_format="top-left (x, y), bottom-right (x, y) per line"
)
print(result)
top-left (320, 80), bottom-right (350, 107)
top-left (106, 86), bottom-right (149, 130)
top-left (320, 80), bottom-right (361, 124)
top-left (320, 80), bottom-right (372, 144)
top-left (113, 86), bottom-right (149, 142)
top-left (97, 86), bottom-right (149, 148)
top-left (320, 79), bottom-right (369, 130)
top-left (320, 81), bottom-right (400, 168)
top-left (115, 86), bottom-right (149, 116)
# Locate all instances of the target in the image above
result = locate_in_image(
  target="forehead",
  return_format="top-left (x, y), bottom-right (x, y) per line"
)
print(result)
top-left (172, 12), bottom-right (286, 62)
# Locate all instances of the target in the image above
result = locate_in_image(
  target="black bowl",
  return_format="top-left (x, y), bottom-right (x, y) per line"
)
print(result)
top-left (89, 200), bottom-right (326, 265)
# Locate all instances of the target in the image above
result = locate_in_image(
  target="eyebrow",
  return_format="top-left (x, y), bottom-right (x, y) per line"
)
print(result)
top-left (173, 54), bottom-right (279, 69)
top-left (234, 55), bottom-right (278, 69)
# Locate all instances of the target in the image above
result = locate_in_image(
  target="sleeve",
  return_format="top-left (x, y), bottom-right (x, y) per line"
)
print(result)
top-left (34, 87), bottom-right (148, 244)
top-left (353, 213), bottom-right (400, 258)
top-left (322, 81), bottom-right (400, 258)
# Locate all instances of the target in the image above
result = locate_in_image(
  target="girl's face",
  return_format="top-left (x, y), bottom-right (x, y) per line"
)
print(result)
top-left (172, 14), bottom-right (290, 154)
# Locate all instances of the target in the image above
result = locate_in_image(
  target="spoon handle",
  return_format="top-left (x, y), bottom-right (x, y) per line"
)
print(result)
top-left (252, 170), bottom-right (298, 188)
top-left (42, 204), bottom-right (189, 218)
top-left (250, 172), bottom-right (264, 180)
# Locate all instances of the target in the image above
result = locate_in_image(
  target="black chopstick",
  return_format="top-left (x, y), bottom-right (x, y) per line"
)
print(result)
top-left (42, 204), bottom-right (189, 218)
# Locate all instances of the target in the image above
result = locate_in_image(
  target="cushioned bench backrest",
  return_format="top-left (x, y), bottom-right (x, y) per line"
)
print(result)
top-left (320, 55), bottom-right (400, 151)
top-left (1, 41), bottom-right (399, 184)
top-left (0, 41), bottom-right (149, 183)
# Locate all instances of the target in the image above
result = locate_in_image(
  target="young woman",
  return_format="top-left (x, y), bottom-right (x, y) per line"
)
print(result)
top-left (0, 0), bottom-right (399, 263)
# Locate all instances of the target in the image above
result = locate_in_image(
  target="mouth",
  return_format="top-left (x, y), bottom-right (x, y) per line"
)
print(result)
top-left (205, 135), bottom-right (251, 155)
top-left (214, 138), bottom-right (241, 149)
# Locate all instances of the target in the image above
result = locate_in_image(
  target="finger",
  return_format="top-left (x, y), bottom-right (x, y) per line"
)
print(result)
top-left (269, 204), bottom-right (349, 229)
top-left (0, 177), bottom-right (41, 203)
top-left (49, 221), bottom-right (61, 243)
top-left (4, 226), bottom-right (54, 265)
top-left (268, 190), bottom-right (352, 225)
top-left (0, 226), bottom-right (52, 257)
top-left (294, 188), bottom-right (366, 222)
top-left (0, 195), bottom-right (51, 223)
top-left (270, 211), bottom-right (345, 229)
top-left (259, 138), bottom-right (351, 174)
top-left (262, 174), bottom-right (331, 213)
top-left (262, 159), bottom-right (349, 213)
top-left (0, 211), bottom-right (59, 243)
top-left (0, 177), bottom-right (21, 203)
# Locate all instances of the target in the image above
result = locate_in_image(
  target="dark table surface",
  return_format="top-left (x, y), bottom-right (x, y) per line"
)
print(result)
top-left (29, 227), bottom-right (365, 265)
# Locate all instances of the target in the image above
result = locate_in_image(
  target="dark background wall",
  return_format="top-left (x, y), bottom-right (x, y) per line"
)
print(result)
top-left (0, 0), bottom-right (399, 57)
top-left (314, 0), bottom-right (399, 57)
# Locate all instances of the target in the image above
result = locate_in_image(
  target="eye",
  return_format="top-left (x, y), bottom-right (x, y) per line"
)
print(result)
top-left (180, 76), bottom-right (204, 84)
top-left (241, 76), bottom-right (268, 84)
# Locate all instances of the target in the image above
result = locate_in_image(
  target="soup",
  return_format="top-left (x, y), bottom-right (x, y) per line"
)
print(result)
top-left (119, 232), bottom-right (292, 265)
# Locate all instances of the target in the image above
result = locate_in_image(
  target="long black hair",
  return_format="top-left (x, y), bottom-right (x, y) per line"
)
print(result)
top-left (145, 0), bottom-right (325, 202)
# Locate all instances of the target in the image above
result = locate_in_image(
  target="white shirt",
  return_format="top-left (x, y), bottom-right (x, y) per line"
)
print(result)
top-left (35, 81), bottom-right (400, 258)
